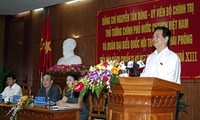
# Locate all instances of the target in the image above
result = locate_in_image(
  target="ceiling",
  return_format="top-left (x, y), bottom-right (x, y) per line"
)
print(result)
top-left (0, 0), bottom-right (71, 15)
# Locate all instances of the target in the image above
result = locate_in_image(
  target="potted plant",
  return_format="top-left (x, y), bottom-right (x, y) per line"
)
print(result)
top-left (178, 92), bottom-right (188, 113)
top-left (175, 92), bottom-right (188, 120)
top-left (0, 64), bottom-right (10, 92)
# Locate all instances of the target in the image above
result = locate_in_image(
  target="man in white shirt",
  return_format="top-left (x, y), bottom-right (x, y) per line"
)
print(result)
top-left (140, 26), bottom-right (181, 84)
top-left (1, 74), bottom-right (22, 101)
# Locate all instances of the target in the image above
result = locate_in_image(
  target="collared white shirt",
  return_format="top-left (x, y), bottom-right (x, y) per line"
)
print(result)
top-left (140, 47), bottom-right (181, 84)
top-left (1, 83), bottom-right (22, 99)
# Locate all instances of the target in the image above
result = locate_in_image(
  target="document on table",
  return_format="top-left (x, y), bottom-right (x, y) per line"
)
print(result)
top-left (50, 106), bottom-right (76, 111)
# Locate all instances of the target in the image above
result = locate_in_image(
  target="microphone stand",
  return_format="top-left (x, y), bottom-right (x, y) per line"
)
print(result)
top-left (125, 61), bottom-right (140, 77)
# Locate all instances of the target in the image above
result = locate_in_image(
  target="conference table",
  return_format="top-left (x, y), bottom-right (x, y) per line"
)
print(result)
top-left (0, 102), bottom-right (80, 120)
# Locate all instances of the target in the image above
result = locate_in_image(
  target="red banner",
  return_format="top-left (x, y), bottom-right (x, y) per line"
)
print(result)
top-left (96, 0), bottom-right (200, 79)
top-left (38, 16), bottom-right (52, 75)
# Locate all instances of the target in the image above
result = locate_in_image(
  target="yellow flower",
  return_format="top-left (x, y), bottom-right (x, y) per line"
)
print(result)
top-left (21, 96), bottom-right (27, 102)
top-left (111, 67), bottom-right (119, 75)
top-left (95, 63), bottom-right (105, 70)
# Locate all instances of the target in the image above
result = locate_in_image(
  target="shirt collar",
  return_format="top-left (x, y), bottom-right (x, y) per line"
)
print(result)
top-left (10, 83), bottom-right (17, 89)
top-left (154, 47), bottom-right (169, 55)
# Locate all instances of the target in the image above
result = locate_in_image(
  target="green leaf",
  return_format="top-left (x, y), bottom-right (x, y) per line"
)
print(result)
top-left (79, 87), bottom-right (88, 98)
top-left (110, 75), bottom-right (119, 84)
top-left (92, 84), bottom-right (95, 93)
top-left (178, 100), bottom-right (188, 113)
top-left (95, 86), bottom-right (103, 98)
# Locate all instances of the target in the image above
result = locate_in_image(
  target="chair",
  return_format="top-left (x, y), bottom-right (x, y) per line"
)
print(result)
top-left (88, 92), bottom-right (108, 120)
top-left (62, 86), bottom-right (68, 97)
top-left (54, 84), bottom-right (62, 97)
top-left (18, 83), bottom-right (31, 96)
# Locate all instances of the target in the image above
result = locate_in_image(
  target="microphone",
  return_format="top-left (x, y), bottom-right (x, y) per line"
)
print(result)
top-left (124, 48), bottom-right (147, 77)
top-left (137, 60), bottom-right (145, 68)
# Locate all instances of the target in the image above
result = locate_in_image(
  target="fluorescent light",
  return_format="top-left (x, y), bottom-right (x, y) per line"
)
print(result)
top-left (66, 0), bottom-right (80, 4)
top-left (17, 11), bottom-right (30, 16)
top-left (16, 11), bottom-right (30, 17)
top-left (34, 8), bottom-right (44, 12)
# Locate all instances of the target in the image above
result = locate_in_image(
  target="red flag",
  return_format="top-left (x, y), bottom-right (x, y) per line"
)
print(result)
top-left (38, 16), bottom-right (52, 75)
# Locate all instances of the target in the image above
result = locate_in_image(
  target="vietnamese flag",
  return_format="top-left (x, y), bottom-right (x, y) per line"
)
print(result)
top-left (38, 16), bottom-right (52, 75)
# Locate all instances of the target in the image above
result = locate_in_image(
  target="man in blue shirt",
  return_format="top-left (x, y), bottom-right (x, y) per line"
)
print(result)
top-left (37, 73), bottom-right (61, 103)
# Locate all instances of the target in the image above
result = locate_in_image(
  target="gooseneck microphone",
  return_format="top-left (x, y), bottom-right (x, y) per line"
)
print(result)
top-left (125, 47), bottom-right (147, 77)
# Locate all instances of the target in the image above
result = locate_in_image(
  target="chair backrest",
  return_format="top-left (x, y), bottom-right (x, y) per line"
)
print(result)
top-left (18, 83), bottom-right (31, 96)
top-left (54, 84), bottom-right (62, 96)
top-left (62, 86), bottom-right (68, 97)
top-left (88, 92), bottom-right (108, 120)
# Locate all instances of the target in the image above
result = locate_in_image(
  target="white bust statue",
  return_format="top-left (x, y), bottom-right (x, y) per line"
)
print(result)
top-left (57, 38), bottom-right (82, 65)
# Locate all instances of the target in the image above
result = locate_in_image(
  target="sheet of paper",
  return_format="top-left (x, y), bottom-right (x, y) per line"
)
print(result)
top-left (50, 106), bottom-right (75, 111)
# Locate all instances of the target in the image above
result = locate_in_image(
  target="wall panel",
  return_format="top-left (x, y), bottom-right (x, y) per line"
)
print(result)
top-left (3, 0), bottom-right (199, 120)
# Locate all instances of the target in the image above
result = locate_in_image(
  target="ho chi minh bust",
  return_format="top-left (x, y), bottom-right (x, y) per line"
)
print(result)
top-left (57, 38), bottom-right (82, 65)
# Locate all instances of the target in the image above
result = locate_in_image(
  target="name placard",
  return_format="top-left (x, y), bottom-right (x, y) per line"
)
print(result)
top-left (34, 97), bottom-right (46, 106)
top-left (0, 95), bottom-right (2, 102)
top-left (13, 95), bottom-right (21, 104)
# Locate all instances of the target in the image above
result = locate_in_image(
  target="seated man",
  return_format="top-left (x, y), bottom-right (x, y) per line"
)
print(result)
top-left (1, 74), bottom-right (22, 102)
top-left (57, 38), bottom-right (82, 65)
top-left (37, 73), bottom-right (61, 103)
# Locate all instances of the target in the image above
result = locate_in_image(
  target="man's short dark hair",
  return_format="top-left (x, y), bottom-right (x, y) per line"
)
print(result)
top-left (43, 72), bottom-right (54, 80)
top-left (154, 26), bottom-right (171, 46)
top-left (6, 73), bottom-right (17, 82)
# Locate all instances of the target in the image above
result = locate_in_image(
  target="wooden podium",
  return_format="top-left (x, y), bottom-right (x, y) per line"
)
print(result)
top-left (108, 77), bottom-right (182, 120)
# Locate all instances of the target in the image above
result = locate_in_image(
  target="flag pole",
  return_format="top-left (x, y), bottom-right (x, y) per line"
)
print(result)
top-left (40, 72), bottom-right (43, 87)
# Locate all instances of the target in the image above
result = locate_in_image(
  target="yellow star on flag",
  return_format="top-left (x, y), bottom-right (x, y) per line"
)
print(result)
top-left (44, 40), bottom-right (52, 54)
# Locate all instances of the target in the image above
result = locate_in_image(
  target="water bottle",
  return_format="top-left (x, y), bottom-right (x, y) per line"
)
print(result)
top-left (30, 95), bottom-right (34, 107)
top-left (46, 97), bottom-right (50, 109)
top-left (9, 96), bottom-right (13, 103)
top-left (4, 97), bottom-right (9, 104)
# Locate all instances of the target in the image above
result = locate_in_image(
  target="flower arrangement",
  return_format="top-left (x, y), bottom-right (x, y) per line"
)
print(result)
top-left (7, 96), bottom-right (34, 120)
top-left (71, 60), bottom-right (123, 98)
top-left (47, 64), bottom-right (88, 77)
